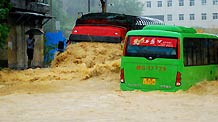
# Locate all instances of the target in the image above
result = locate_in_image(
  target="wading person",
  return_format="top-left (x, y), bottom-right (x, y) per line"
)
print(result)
top-left (26, 33), bottom-right (35, 68)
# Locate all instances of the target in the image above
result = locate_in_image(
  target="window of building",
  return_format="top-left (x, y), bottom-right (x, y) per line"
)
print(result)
top-left (201, 13), bottom-right (207, 20)
top-left (157, 1), bottom-right (162, 7)
top-left (167, 14), bottom-right (172, 21)
top-left (179, 0), bottom-right (184, 6)
top-left (167, 0), bottom-right (172, 7)
top-left (213, 0), bottom-right (218, 5)
top-left (190, 14), bottom-right (195, 20)
top-left (213, 13), bottom-right (218, 19)
top-left (146, 1), bottom-right (152, 8)
top-left (179, 14), bottom-right (184, 20)
top-left (201, 0), bottom-right (206, 5)
top-left (190, 0), bottom-right (195, 6)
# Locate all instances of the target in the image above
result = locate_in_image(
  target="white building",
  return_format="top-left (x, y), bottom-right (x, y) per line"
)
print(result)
top-left (141, 0), bottom-right (218, 28)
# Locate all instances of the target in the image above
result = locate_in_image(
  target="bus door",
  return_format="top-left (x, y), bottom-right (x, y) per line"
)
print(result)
top-left (122, 36), bottom-right (180, 91)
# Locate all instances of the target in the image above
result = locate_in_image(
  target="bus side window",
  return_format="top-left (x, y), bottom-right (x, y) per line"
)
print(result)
top-left (187, 47), bottom-right (193, 66)
top-left (202, 39), bottom-right (209, 65)
top-left (208, 39), bottom-right (215, 64)
top-left (192, 39), bottom-right (198, 65)
top-left (209, 39), bottom-right (218, 64)
top-left (215, 40), bottom-right (218, 64)
top-left (184, 38), bottom-right (193, 66)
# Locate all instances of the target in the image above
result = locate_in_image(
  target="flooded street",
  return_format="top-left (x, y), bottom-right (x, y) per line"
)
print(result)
top-left (1, 0), bottom-right (218, 121)
top-left (1, 78), bottom-right (218, 122)
top-left (0, 42), bottom-right (218, 122)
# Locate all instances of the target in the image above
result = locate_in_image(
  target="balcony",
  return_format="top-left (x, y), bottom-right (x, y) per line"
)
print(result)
top-left (27, 2), bottom-right (50, 14)
top-left (10, 0), bottom-right (26, 9)
top-left (10, 0), bottom-right (50, 14)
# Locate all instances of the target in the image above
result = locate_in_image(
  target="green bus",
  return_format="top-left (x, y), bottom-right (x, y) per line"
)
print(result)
top-left (120, 25), bottom-right (218, 92)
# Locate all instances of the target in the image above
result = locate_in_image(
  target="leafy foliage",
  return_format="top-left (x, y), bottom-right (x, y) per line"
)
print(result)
top-left (107, 0), bottom-right (144, 16)
top-left (0, 0), bottom-right (11, 49)
top-left (43, 0), bottom-right (74, 37)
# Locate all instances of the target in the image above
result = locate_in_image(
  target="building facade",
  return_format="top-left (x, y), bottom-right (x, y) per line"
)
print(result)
top-left (141, 0), bottom-right (218, 28)
top-left (0, 0), bottom-right (51, 69)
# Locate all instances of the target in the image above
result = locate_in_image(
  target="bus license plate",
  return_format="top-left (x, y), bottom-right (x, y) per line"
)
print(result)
top-left (143, 78), bottom-right (156, 85)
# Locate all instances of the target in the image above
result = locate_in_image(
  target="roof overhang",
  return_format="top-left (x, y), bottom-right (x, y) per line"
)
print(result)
top-left (10, 11), bottom-right (53, 26)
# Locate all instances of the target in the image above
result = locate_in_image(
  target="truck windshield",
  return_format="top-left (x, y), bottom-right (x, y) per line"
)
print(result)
top-left (125, 36), bottom-right (178, 59)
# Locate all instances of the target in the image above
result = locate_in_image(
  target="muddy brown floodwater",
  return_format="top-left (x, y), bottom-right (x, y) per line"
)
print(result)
top-left (0, 42), bottom-right (218, 122)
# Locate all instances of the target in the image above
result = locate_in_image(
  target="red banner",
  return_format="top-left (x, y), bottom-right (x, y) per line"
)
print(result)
top-left (130, 36), bottom-right (177, 47)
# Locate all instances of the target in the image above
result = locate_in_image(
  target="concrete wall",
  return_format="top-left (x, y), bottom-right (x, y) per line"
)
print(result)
top-left (7, 26), bottom-right (18, 68)
top-left (0, 46), bottom-right (8, 67)
top-left (32, 34), bottom-right (44, 67)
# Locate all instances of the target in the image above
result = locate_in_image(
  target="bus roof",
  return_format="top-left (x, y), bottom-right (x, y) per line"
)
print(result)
top-left (143, 25), bottom-right (197, 33)
top-left (127, 25), bottom-right (218, 39)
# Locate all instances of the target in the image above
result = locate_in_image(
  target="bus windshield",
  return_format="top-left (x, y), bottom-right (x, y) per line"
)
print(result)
top-left (125, 36), bottom-right (178, 59)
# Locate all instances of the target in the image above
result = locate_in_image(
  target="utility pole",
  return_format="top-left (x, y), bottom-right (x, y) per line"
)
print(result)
top-left (100, 0), bottom-right (107, 13)
top-left (88, 0), bottom-right (90, 13)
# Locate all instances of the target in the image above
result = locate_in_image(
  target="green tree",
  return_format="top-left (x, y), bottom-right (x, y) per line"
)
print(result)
top-left (47, 0), bottom-right (144, 37)
top-left (99, 0), bottom-right (144, 15)
top-left (44, 0), bottom-right (74, 36)
top-left (65, 0), bottom-right (144, 29)
top-left (106, 0), bottom-right (144, 16)
top-left (52, 0), bottom-right (68, 31)
top-left (0, 0), bottom-right (11, 49)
